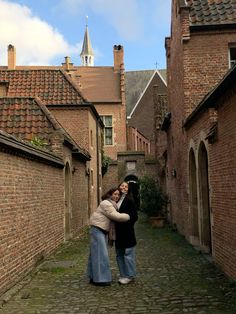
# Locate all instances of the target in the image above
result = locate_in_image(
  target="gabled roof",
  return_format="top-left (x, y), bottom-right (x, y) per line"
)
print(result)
top-left (186, 0), bottom-right (236, 26)
top-left (126, 69), bottom-right (167, 118)
top-left (0, 69), bottom-right (86, 105)
top-left (69, 66), bottom-right (122, 103)
top-left (0, 96), bottom-right (90, 159)
top-left (0, 65), bottom-right (122, 104)
top-left (0, 96), bottom-right (54, 142)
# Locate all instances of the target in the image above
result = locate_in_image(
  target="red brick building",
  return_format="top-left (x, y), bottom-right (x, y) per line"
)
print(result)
top-left (0, 57), bottom-right (103, 211)
top-left (63, 44), bottom-right (127, 189)
top-left (0, 96), bottom-right (90, 295)
top-left (165, 0), bottom-right (236, 279)
top-left (0, 34), bottom-right (126, 294)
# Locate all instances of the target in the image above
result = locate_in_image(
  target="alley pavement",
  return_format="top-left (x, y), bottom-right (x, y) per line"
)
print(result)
top-left (1, 215), bottom-right (236, 314)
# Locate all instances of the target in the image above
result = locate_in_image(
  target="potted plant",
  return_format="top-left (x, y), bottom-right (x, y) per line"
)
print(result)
top-left (139, 176), bottom-right (167, 227)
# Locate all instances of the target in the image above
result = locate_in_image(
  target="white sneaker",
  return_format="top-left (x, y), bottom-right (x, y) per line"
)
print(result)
top-left (118, 277), bottom-right (132, 285)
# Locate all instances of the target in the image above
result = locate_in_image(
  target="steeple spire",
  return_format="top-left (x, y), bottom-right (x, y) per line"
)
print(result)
top-left (80, 16), bottom-right (94, 66)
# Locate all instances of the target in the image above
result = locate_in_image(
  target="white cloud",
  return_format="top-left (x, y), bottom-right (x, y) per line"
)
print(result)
top-left (59, 0), bottom-right (144, 41)
top-left (0, 0), bottom-right (80, 65)
top-left (90, 0), bottom-right (144, 41)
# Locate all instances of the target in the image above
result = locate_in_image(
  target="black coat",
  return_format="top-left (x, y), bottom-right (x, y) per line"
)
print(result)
top-left (115, 195), bottom-right (138, 249)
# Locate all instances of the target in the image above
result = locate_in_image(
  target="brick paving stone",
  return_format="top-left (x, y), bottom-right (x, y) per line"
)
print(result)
top-left (1, 215), bottom-right (236, 313)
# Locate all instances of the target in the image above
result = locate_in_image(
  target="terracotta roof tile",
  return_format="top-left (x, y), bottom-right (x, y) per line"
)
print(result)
top-left (0, 97), bottom-right (55, 145)
top-left (0, 96), bottom-right (90, 158)
top-left (0, 69), bottom-right (85, 106)
top-left (186, 0), bottom-right (236, 25)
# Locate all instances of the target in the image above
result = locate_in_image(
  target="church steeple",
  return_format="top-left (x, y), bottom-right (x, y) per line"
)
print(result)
top-left (80, 17), bottom-right (94, 66)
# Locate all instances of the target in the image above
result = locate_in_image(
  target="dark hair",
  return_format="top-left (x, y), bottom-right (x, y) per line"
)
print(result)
top-left (118, 181), bottom-right (129, 191)
top-left (101, 187), bottom-right (120, 201)
top-left (118, 181), bottom-right (135, 200)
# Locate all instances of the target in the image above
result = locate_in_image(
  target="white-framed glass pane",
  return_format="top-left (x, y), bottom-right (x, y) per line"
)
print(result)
top-left (105, 127), bottom-right (112, 145)
top-left (104, 116), bottom-right (112, 126)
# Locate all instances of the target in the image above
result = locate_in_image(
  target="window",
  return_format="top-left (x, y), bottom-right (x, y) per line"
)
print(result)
top-left (229, 45), bottom-right (236, 68)
top-left (100, 115), bottom-right (113, 145)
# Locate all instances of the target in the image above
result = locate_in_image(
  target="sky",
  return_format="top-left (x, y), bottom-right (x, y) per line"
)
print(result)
top-left (0, 0), bottom-right (171, 71)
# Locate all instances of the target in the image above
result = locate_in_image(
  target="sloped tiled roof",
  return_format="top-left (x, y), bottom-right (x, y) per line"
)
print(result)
top-left (0, 96), bottom-right (90, 159)
top-left (186, 0), bottom-right (236, 26)
top-left (125, 69), bottom-right (167, 116)
top-left (0, 65), bottom-right (122, 104)
top-left (69, 66), bottom-right (121, 103)
top-left (0, 97), bottom-right (57, 143)
top-left (0, 69), bottom-right (85, 105)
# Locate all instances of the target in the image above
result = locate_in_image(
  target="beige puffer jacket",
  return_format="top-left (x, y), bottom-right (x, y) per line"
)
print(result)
top-left (90, 200), bottom-right (130, 232)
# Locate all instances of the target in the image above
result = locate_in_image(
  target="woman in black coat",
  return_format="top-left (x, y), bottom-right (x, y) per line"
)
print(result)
top-left (115, 181), bottom-right (138, 285)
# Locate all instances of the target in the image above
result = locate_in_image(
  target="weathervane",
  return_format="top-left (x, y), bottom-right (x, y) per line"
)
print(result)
top-left (154, 61), bottom-right (159, 69)
top-left (86, 15), bottom-right (88, 27)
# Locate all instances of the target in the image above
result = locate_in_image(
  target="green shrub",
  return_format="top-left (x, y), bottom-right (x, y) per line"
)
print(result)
top-left (102, 154), bottom-right (112, 177)
top-left (139, 176), bottom-right (167, 217)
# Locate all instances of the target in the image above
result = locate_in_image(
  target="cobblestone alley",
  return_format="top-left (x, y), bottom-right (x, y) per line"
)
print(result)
top-left (1, 216), bottom-right (236, 314)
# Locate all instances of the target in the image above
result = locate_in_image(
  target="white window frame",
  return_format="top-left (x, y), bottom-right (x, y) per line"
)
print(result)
top-left (100, 115), bottom-right (113, 146)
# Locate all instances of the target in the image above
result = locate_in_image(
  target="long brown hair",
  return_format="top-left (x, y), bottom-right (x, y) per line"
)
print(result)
top-left (101, 187), bottom-right (120, 201)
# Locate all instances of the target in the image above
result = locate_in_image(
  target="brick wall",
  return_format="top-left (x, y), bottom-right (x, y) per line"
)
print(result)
top-left (50, 108), bottom-right (89, 150)
top-left (166, 1), bottom-right (236, 235)
top-left (96, 104), bottom-right (127, 160)
top-left (185, 90), bottom-right (236, 279)
top-left (71, 159), bottom-right (90, 231)
top-left (166, 0), bottom-right (236, 280)
top-left (102, 162), bottom-right (119, 193)
top-left (50, 107), bottom-right (100, 212)
top-left (0, 145), bottom-right (64, 295)
top-left (183, 32), bottom-right (236, 117)
top-left (127, 126), bottom-right (150, 154)
top-left (209, 94), bottom-right (236, 279)
top-left (165, 2), bottom-right (187, 233)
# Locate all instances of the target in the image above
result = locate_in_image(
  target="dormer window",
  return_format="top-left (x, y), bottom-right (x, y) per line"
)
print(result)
top-left (229, 45), bottom-right (236, 68)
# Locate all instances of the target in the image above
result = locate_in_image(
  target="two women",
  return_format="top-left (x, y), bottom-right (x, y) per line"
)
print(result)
top-left (87, 188), bottom-right (130, 286)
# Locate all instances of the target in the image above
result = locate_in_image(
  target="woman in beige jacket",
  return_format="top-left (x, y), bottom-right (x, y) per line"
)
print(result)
top-left (87, 187), bottom-right (130, 286)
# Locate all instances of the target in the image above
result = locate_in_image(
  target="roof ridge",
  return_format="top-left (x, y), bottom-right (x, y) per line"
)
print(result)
top-left (59, 69), bottom-right (88, 103)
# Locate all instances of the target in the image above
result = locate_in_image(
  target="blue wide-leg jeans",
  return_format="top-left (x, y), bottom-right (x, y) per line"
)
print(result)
top-left (87, 226), bottom-right (112, 283)
top-left (115, 246), bottom-right (136, 279)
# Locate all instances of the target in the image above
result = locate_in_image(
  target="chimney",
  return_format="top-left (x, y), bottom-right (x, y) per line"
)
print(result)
top-left (61, 56), bottom-right (73, 71)
top-left (8, 44), bottom-right (16, 70)
top-left (113, 45), bottom-right (124, 72)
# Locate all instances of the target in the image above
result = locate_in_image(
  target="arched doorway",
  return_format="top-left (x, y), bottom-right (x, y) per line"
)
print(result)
top-left (198, 142), bottom-right (211, 253)
top-left (125, 175), bottom-right (140, 210)
top-left (189, 148), bottom-right (199, 243)
top-left (64, 162), bottom-right (71, 240)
